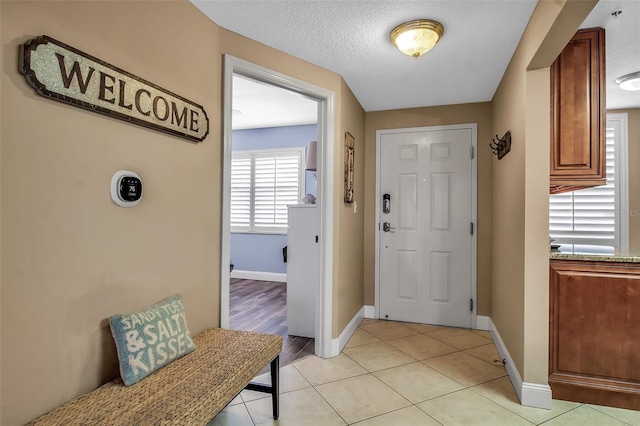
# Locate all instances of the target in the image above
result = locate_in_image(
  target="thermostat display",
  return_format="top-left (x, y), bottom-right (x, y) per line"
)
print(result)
top-left (111, 170), bottom-right (143, 207)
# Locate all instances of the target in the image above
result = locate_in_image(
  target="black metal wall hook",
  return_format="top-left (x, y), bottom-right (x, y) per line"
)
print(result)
top-left (490, 131), bottom-right (511, 160)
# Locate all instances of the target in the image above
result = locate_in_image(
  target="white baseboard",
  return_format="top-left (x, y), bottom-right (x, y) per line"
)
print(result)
top-left (330, 306), bottom-right (364, 357)
top-left (364, 305), bottom-right (375, 319)
top-left (488, 318), bottom-right (552, 410)
top-left (230, 270), bottom-right (287, 283)
top-left (521, 382), bottom-right (553, 409)
top-left (476, 315), bottom-right (490, 331)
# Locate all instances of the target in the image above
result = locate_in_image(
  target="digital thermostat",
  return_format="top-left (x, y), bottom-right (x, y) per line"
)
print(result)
top-left (111, 170), bottom-right (143, 207)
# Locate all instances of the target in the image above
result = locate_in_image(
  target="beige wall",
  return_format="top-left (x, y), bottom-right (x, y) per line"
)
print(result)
top-left (334, 80), bottom-right (366, 335)
top-left (1, 3), bottom-right (222, 424)
top-left (1, 1), bottom-right (365, 424)
top-left (608, 109), bottom-right (640, 250)
top-left (491, 0), bottom-right (597, 381)
top-left (363, 103), bottom-right (493, 316)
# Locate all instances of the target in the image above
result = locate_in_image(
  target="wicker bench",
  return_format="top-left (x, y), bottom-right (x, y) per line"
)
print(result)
top-left (28, 328), bottom-right (283, 425)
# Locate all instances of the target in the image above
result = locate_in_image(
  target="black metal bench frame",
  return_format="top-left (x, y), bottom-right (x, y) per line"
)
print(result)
top-left (239, 355), bottom-right (280, 419)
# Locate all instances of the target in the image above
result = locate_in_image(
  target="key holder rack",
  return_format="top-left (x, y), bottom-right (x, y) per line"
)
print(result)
top-left (490, 131), bottom-right (511, 160)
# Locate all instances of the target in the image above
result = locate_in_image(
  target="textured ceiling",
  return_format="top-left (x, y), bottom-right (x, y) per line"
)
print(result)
top-left (192, 0), bottom-right (537, 112)
top-left (580, 0), bottom-right (640, 111)
top-left (192, 0), bottom-right (639, 130)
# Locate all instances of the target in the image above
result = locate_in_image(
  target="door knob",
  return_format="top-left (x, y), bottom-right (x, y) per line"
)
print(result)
top-left (383, 222), bottom-right (395, 232)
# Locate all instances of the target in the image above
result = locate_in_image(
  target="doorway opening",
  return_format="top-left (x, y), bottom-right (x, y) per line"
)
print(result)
top-left (221, 55), bottom-right (336, 359)
top-left (228, 73), bottom-right (317, 365)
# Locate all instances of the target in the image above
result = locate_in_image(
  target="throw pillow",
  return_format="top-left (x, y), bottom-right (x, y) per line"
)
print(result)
top-left (109, 294), bottom-right (196, 386)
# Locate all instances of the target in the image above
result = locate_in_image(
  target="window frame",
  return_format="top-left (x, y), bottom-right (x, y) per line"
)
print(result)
top-left (230, 146), bottom-right (305, 235)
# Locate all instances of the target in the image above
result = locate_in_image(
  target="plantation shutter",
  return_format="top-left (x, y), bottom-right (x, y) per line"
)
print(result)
top-left (231, 148), bottom-right (304, 233)
top-left (549, 125), bottom-right (617, 247)
top-left (230, 154), bottom-right (252, 232)
top-left (254, 151), bottom-right (301, 231)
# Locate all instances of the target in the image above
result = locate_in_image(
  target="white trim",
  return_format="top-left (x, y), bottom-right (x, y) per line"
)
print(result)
top-left (222, 55), bottom-right (335, 359)
top-left (476, 315), bottom-right (490, 331)
top-left (221, 57), bottom-right (233, 330)
top-left (330, 306), bottom-right (364, 357)
top-left (316, 90), bottom-right (335, 359)
top-left (488, 318), bottom-right (552, 410)
top-left (521, 383), bottom-right (553, 410)
top-left (374, 123), bottom-right (478, 328)
top-left (364, 305), bottom-right (375, 319)
top-left (470, 123), bottom-right (478, 329)
top-left (608, 113), bottom-right (629, 249)
top-left (230, 270), bottom-right (287, 283)
top-left (489, 318), bottom-right (523, 402)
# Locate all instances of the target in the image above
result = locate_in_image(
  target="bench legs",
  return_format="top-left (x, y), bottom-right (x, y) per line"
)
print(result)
top-left (244, 355), bottom-right (280, 419)
top-left (270, 355), bottom-right (280, 419)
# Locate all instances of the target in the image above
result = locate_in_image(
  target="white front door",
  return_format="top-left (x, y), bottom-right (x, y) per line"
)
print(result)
top-left (379, 126), bottom-right (474, 328)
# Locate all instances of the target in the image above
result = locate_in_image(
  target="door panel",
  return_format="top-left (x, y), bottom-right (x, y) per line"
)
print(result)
top-left (430, 251), bottom-right (451, 302)
top-left (379, 128), bottom-right (472, 328)
top-left (398, 250), bottom-right (418, 300)
top-left (431, 173), bottom-right (451, 230)
top-left (398, 174), bottom-right (417, 229)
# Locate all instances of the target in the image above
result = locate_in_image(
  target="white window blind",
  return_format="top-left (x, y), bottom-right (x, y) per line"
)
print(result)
top-left (230, 156), bottom-right (252, 230)
top-left (231, 147), bottom-right (304, 233)
top-left (549, 114), bottom-right (628, 249)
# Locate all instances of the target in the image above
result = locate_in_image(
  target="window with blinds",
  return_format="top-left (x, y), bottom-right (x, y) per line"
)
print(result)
top-left (231, 147), bottom-right (304, 233)
top-left (549, 114), bottom-right (628, 250)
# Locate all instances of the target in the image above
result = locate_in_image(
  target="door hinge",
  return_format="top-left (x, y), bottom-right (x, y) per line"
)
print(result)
top-left (470, 222), bottom-right (474, 235)
top-left (315, 235), bottom-right (319, 243)
top-left (470, 299), bottom-right (474, 312)
top-left (470, 146), bottom-right (475, 159)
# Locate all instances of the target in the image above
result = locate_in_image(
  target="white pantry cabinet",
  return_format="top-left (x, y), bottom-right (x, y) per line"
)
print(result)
top-left (286, 205), bottom-right (318, 338)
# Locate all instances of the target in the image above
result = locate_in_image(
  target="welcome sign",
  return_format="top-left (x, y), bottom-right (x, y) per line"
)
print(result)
top-left (19, 35), bottom-right (209, 142)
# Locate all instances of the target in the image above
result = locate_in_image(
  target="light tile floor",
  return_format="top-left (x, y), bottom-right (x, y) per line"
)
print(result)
top-left (209, 319), bottom-right (640, 425)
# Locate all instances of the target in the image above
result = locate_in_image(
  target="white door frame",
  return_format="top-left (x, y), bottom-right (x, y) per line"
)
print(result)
top-left (221, 55), bottom-right (335, 358)
top-left (374, 123), bottom-right (478, 329)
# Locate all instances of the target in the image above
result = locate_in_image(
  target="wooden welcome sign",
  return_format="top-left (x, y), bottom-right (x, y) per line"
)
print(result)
top-left (19, 35), bottom-right (209, 143)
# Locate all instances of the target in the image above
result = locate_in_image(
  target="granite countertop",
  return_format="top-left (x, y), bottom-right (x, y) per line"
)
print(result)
top-left (549, 248), bottom-right (640, 263)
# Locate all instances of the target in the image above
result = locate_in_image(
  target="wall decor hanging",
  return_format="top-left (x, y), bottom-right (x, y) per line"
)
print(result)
top-left (344, 132), bottom-right (355, 203)
top-left (19, 35), bottom-right (209, 143)
top-left (490, 131), bottom-right (511, 159)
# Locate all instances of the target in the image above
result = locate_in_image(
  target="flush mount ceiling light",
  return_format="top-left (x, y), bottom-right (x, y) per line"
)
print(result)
top-left (614, 71), bottom-right (640, 91)
top-left (390, 19), bottom-right (444, 59)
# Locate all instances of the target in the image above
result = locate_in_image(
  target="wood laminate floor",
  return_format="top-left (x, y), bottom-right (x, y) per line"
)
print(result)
top-left (229, 278), bottom-right (315, 367)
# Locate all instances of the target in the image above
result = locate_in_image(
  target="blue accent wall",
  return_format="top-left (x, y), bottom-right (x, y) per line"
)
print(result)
top-left (231, 124), bottom-right (316, 274)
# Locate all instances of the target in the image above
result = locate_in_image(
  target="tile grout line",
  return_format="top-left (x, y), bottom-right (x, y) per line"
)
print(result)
top-left (342, 332), bottom-right (507, 423)
top-left (580, 405), bottom-right (636, 426)
top-left (537, 404), bottom-right (586, 425)
top-left (306, 385), bottom-right (350, 426)
top-left (226, 321), bottom-right (637, 425)
top-left (465, 384), bottom-right (538, 425)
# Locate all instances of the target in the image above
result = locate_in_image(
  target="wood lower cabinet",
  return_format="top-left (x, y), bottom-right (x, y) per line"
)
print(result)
top-left (550, 28), bottom-right (606, 194)
top-left (549, 260), bottom-right (640, 410)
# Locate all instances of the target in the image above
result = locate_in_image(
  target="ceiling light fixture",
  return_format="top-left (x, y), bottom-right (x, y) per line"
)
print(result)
top-left (390, 19), bottom-right (444, 59)
top-left (614, 72), bottom-right (640, 91)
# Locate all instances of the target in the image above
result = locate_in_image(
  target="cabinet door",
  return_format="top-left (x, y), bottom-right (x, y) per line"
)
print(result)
top-left (550, 28), bottom-right (606, 193)
top-left (549, 261), bottom-right (640, 410)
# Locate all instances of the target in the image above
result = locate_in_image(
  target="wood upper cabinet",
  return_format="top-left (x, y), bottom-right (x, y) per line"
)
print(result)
top-left (550, 28), bottom-right (606, 194)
